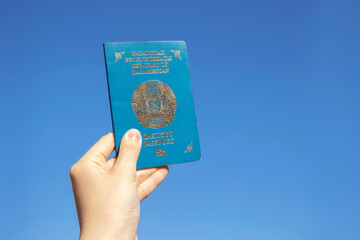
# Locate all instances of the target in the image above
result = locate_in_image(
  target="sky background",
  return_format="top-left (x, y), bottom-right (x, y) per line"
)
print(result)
top-left (1, 0), bottom-right (360, 239)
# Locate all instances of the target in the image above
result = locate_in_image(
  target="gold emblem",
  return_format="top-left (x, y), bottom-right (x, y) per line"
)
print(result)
top-left (184, 141), bottom-right (193, 153)
top-left (171, 50), bottom-right (182, 60)
top-left (132, 80), bottom-right (176, 128)
top-left (115, 51), bottom-right (125, 62)
top-left (156, 149), bottom-right (166, 156)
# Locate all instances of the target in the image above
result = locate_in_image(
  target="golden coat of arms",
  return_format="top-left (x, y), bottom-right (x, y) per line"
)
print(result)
top-left (131, 80), bottom-right (176, 128)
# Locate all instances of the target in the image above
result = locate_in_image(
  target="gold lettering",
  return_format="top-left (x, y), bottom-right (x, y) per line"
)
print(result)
top-left (132, 68), bottom-right (169, 75)
top-left (131, 50), bottom-right (166, 56)
top-left (142, 131), bottom-right (175, 147)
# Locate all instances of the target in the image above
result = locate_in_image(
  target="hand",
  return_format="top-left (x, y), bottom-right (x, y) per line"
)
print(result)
top-left (70, 129), bottom-right (169, 240)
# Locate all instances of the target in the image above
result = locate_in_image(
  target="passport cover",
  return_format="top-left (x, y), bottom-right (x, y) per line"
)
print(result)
top-left (103, 41), bottom-right (201, 169)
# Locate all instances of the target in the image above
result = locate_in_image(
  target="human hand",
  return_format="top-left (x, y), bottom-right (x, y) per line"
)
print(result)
top-left (70, 129), bottom-right (169, 240)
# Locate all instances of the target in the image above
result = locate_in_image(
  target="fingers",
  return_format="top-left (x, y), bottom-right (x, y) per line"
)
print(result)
top-left (138, 166), bottom-right (169, 201)
top-left (113, 129), bottom-right (142, 180)
top-left (82, 132), bottom-right (115, 163)
top-left (106, 157), bottom-right (116, 168)
top-left (136, 167), bottom-right (161, 186)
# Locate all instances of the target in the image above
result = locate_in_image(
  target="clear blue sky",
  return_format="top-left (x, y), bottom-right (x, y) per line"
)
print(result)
top-left (1, 0), bottom-right (359, 239)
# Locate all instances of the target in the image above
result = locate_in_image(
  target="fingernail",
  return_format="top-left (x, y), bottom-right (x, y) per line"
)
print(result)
top-left (128, 129), bottom-right (140, 141)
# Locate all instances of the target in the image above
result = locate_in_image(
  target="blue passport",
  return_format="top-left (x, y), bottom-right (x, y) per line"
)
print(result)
top-left (103, 41), bottom-right (201, 169)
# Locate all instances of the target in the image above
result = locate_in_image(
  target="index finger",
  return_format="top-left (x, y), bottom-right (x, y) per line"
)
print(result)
top-left (83, 132), bottom-right (115, 162)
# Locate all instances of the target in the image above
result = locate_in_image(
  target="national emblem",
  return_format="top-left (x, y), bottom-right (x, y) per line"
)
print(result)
top-left (131, 80), bottom-right (177, 128)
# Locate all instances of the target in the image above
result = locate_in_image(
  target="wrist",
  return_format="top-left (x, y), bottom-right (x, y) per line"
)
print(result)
top-left (79, 220), bottom-right (138, 240)
top-left (80, 229), bottom-right (136, 240)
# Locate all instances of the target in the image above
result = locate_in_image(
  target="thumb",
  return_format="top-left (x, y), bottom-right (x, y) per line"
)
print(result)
top-left (113, 129), bottom-right (142, 180)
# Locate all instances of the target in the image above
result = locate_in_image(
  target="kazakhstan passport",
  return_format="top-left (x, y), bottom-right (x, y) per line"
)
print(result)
top-left (103, 41), bottom-right (201, 169)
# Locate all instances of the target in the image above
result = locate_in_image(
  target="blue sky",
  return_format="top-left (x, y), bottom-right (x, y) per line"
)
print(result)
top-left (1, 0), bottom-right (359, 239)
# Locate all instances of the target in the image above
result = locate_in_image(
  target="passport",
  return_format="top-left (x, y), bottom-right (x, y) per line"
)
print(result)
top-left (103, 41), bottom-right (201, 169)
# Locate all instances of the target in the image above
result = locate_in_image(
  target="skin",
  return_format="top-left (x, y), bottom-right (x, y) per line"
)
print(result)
top-left (70, 129), bottom-right (169, 240)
